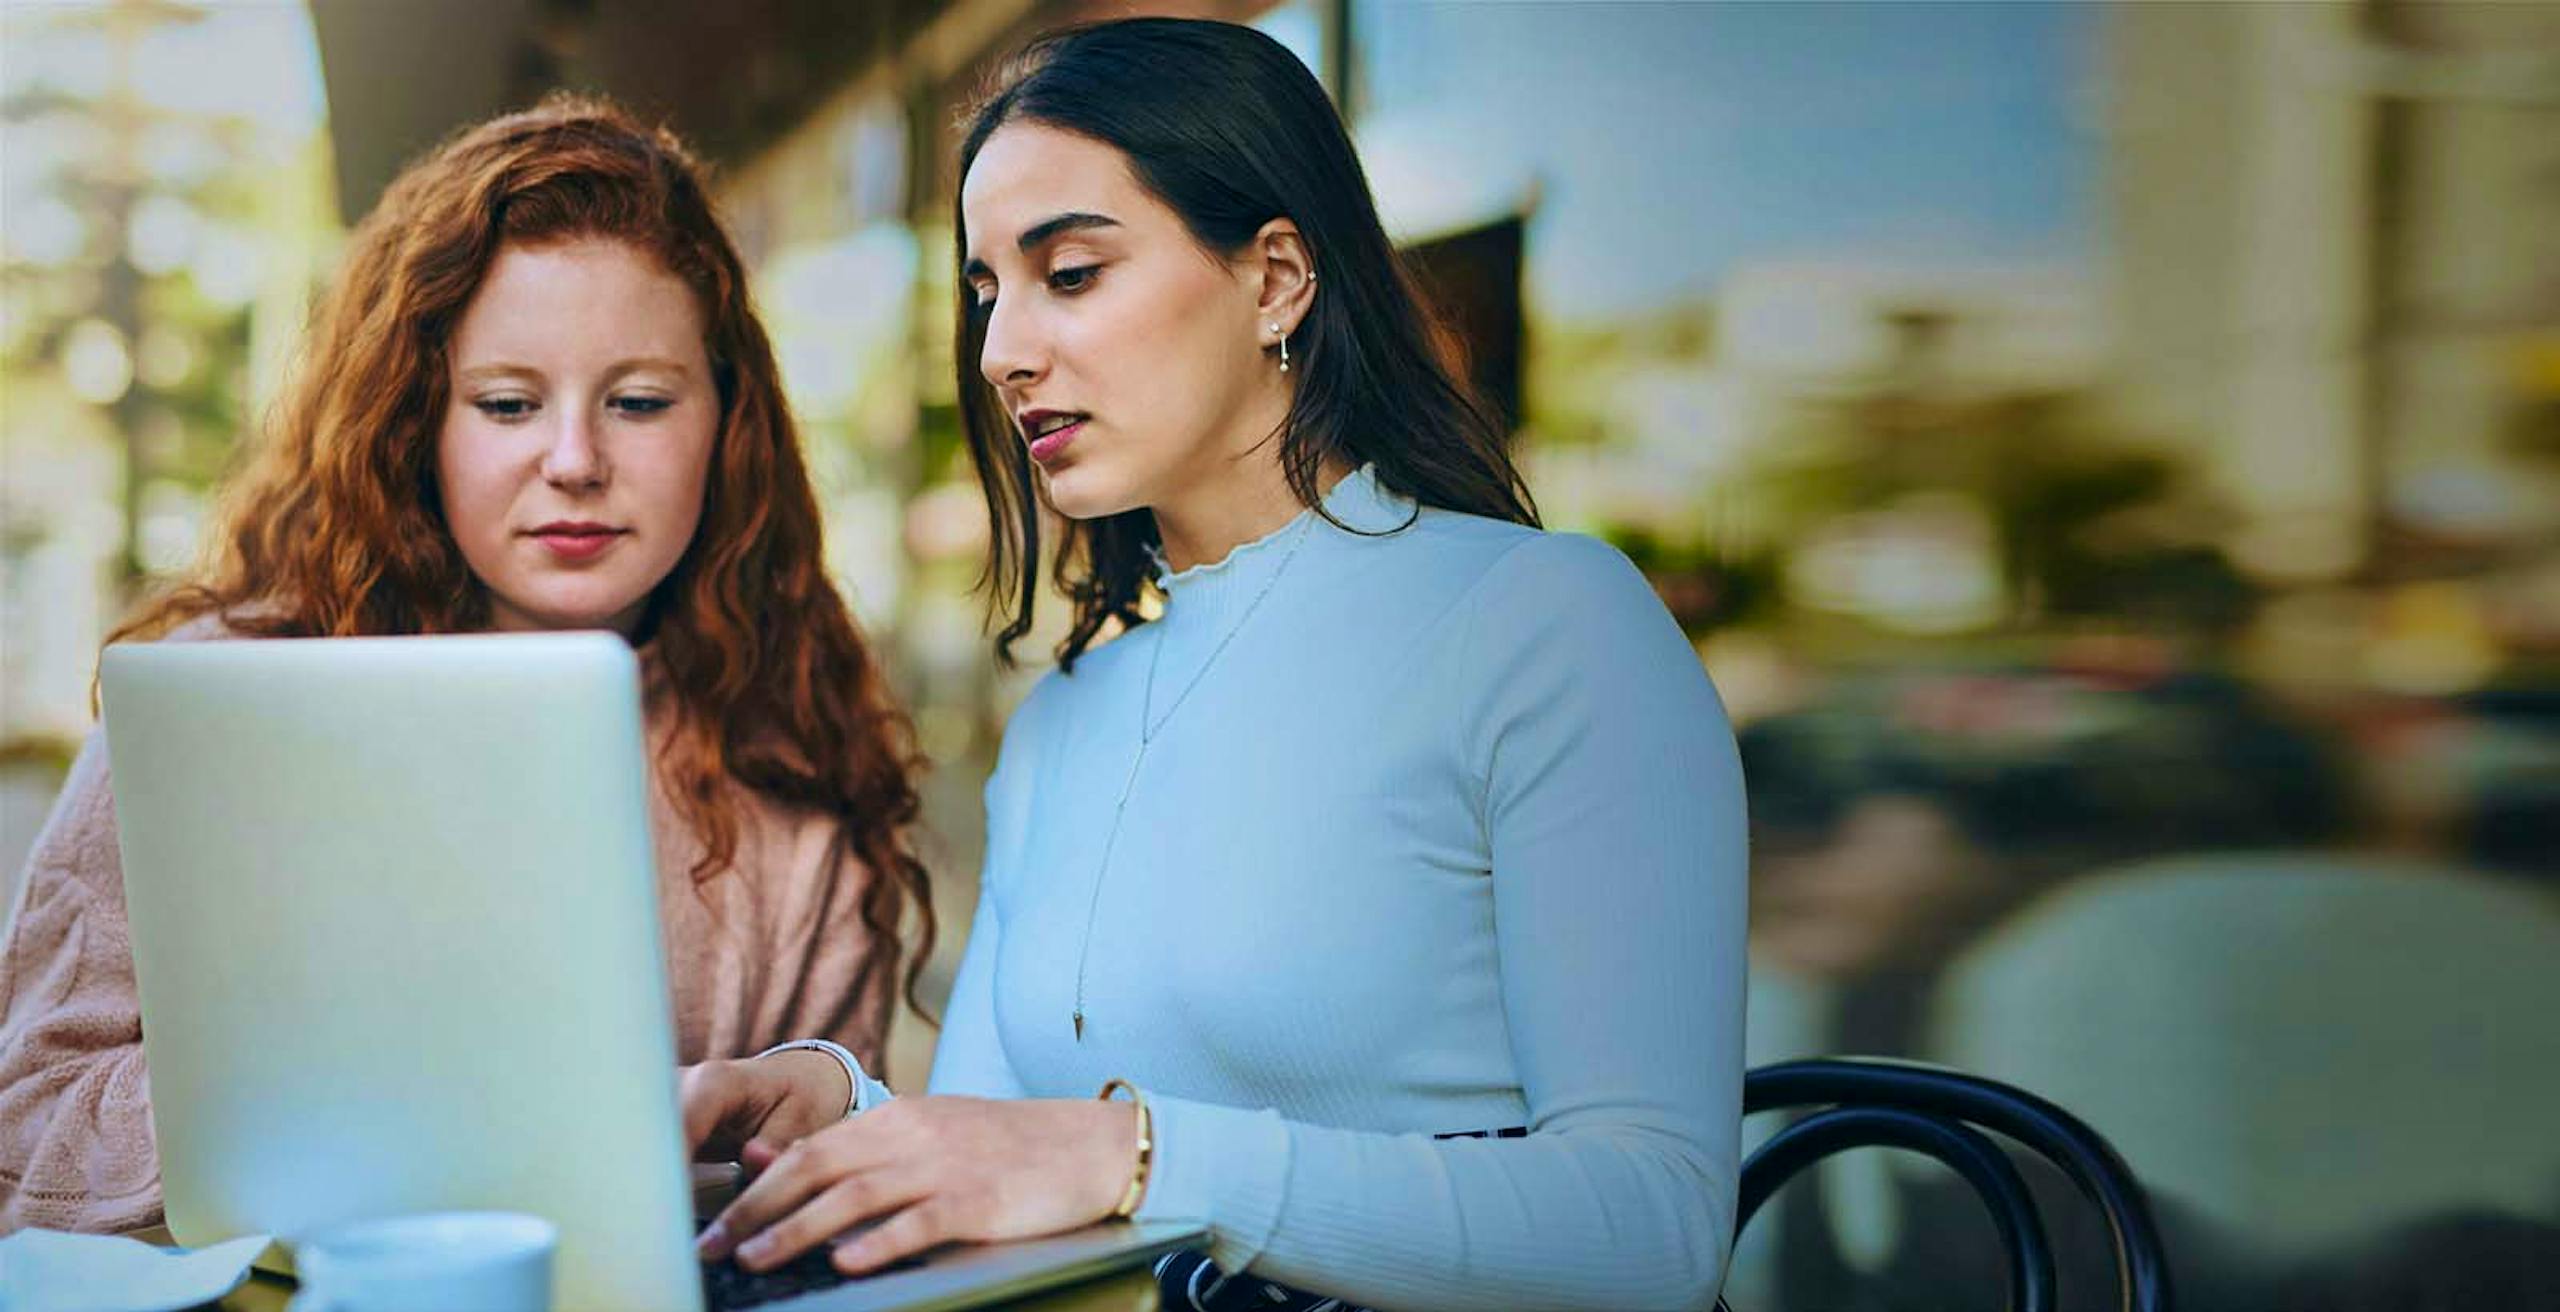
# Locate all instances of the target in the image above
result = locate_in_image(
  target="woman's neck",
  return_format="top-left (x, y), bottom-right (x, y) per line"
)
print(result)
top-left (1152, 454), bottom-right (1354, 574)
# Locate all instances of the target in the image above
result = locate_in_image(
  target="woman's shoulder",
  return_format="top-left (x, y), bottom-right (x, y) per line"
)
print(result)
top-left (1014, 621), bottom-right (1152, 710)
top-left (1438, 526), bottom-right (1706, 704)
top-left (1394, 511), bottom-right (1655, 621)
top-left (1483, 526), bottom-right (1651, 594)
top-left (992, 661), bottom-right (1084, 764)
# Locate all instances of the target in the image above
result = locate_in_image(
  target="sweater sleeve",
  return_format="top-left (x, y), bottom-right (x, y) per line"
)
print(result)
top-left (0, 729), bottom-right (167, 1233)
top-left (1133, 533), bottom-right (1748, 1311)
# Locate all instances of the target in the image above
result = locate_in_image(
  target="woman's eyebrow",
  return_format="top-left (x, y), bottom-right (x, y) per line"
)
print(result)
top-left (964, 211), bottom-right (1122, 281)
top-left (605, 357), bottom-right (696, 380)
top-left (1016, 211), bottom-right (1119, 250)
top-left (455, 363), bottom-right (542, 384)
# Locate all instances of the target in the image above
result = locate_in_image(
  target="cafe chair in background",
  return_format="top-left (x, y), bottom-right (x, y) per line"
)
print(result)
top-left (1724, 1057), bottom-right (2173, 1312)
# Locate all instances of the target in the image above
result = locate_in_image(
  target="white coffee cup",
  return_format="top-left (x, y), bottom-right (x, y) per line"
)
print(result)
top-left (287, 1211), bottom-right (557, 1312)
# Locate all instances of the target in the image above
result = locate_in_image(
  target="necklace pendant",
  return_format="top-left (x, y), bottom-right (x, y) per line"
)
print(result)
top-left (1073, 1009), bottom-right (1084, 1042)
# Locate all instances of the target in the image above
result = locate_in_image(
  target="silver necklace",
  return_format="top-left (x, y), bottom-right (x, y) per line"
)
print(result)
top-left (1070, 513), bottom-right (1318, 1042)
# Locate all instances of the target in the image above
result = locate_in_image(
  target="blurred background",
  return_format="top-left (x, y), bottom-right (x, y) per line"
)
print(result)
top-left (3, 1), bottom-right (2554, 1305)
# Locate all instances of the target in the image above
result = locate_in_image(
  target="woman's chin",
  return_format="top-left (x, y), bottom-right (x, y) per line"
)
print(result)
top-left (1037, 462), bottom-right (1139, 522)
top-left (488, 587), bottom-right (652, 636)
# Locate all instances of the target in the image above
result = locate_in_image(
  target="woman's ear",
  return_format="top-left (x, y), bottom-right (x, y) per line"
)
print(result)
top-left (1251, 218), bottom-right (1317, 337)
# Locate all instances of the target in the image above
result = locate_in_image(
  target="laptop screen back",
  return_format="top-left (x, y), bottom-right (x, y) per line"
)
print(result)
top-left (101, 633), bottom-right (701, 1311)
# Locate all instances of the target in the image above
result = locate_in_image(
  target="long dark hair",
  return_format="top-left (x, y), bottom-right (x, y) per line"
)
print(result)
top-left (955, 17), bottom-right (1538, 669)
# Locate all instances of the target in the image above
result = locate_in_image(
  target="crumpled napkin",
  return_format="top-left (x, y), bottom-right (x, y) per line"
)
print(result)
top-left (0, 1229), bottom-right (271, 1312)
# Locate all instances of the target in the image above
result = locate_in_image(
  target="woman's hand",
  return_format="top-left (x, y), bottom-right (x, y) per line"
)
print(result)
top-left (679, 1051), bottom-right (854, 1164)
top-left (693, 1095), bottom-right (1138, 1276)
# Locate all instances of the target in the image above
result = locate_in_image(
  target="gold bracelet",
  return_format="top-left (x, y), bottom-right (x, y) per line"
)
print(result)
top-left (1096, 1078), bottom-right (1154, 1220)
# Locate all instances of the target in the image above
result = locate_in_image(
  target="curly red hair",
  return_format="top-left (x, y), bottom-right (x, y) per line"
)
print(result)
top-left (114, 94), bottom-right (937, 1017)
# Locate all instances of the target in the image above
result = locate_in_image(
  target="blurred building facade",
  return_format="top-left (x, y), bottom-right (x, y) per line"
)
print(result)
top-left (2106, 0), bottom-right (2560, 596)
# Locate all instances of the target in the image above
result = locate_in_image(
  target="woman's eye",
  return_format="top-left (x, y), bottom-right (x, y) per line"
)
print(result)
top-left (473, 396), bottom-right (536, 420)
top-left (611, 395), bottom-right (674, 417)
top-left (1048, 264), bottom-right (1100, 294)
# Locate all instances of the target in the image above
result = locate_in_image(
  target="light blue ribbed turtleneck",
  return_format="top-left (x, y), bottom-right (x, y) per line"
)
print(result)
top-left (922, 465), bottom-right (1748, 1310)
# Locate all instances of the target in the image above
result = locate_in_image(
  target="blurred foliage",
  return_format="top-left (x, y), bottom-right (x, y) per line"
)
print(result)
top-left (2508, 396), bottom-right (2560, 470)
top-left (1757, 388), bottom-right (2258, 635)
top-left (1608, 528), bottom-right (1781, 636)
top-left (2, 4), bottom-right (301, 585)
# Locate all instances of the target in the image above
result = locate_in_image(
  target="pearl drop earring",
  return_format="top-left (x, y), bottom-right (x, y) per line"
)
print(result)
top-left (1271, 322), bottom-right (1289, 373)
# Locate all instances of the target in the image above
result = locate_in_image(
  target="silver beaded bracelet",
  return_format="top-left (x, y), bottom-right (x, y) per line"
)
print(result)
top-left (753, 1038), bottom-right (869, 1120)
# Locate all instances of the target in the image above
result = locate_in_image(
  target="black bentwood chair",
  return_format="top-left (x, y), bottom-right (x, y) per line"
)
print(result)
top-left (1722, 1058), bottom-right (2174, 1312)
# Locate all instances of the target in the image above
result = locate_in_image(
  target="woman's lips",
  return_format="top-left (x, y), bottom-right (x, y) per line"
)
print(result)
top-left (530, 527), bottom-right (626, 561)
top-left (1028, 418), bottom-right (1085, 464)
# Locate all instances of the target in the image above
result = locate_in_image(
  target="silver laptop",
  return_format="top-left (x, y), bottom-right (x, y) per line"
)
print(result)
top-left (101, 634), bottom-right (1199, 1311)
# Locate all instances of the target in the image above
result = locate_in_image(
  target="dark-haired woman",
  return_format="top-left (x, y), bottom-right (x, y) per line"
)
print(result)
top-left (687, 19), bottom-right (1745, 1310)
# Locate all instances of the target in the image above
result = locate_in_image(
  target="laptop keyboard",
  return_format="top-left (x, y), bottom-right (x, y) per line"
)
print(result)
top-left (700, 1246), bottom-right (860, 1310)
top-left (700, 1246), bottom-right (926, 1310)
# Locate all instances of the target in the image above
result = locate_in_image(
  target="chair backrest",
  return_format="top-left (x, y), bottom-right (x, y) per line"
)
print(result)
top-left (1735, 1057), bottom-right (2174, 1312)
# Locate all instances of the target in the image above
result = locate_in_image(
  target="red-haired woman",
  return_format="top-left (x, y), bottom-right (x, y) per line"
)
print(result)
top-left (0, 96), bottom-right (932, 1233)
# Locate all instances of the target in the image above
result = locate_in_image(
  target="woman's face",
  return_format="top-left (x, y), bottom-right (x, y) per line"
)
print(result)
top-left (437, 238), bottom-right (718, 636)
top-left (961, 122), bottom-right (1284, 521)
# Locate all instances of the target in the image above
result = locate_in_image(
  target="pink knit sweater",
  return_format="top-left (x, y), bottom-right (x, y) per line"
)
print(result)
top-left (0, 644), bottom-right (898, 1234)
